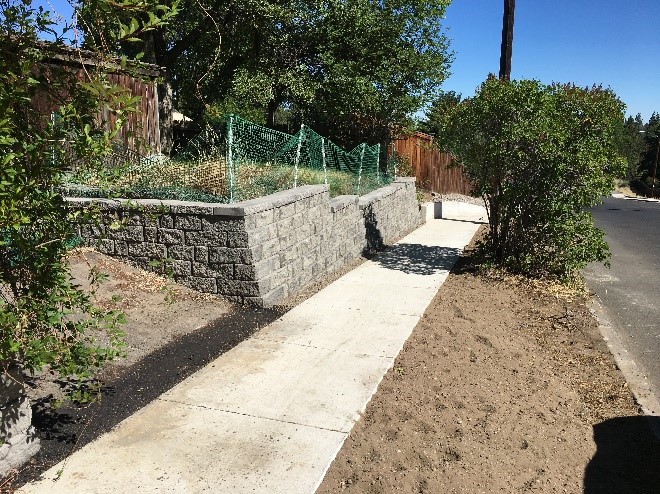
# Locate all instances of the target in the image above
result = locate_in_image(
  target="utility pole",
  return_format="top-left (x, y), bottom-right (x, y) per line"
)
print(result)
top-left (652, 134), bottom-right (659, 198)
top-left (499, 0), bottom-right (515, 80)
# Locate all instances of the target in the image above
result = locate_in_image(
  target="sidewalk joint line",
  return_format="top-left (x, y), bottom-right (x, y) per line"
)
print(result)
top-left (156, 397), bottom-right (349, 434)
top-left (251, 335), bottom-right (400, 359)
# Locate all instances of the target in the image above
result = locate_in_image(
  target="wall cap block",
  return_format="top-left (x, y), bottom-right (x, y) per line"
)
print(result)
top-left (329, 195), bottom-right (359, 212)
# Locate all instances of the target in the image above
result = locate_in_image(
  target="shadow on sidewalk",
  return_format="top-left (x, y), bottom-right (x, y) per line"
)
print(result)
top-left (584, 415), bottom-right (660, 493)
top-left (371, 244), bottom-right (462, 275)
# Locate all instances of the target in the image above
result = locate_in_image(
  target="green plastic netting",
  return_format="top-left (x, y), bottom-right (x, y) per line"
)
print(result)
top-left (62, 114), bottom-right (394, 202)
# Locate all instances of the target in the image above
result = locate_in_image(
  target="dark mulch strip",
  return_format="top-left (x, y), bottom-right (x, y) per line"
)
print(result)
top-left (6, 306), bottom-right (284, 491)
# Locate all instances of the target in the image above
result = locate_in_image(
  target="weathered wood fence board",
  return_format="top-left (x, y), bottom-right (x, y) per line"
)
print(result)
top-left (32, 42), bottom-right (162, 154)
top-left (391, 131), bottom-right (472, 195)
top-left (107, 73), bottom-right (161, 153)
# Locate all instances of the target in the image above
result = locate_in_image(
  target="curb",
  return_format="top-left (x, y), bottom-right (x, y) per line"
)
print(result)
top-left (588, 297), bottom-right (660, 439)
top-left (612, 193), bottom-right (660, 203)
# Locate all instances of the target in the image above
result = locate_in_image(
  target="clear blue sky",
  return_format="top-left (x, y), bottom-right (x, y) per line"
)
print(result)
top-left (442, 0), bottom-right (660, 121)
top-left (35, 0), bottom-right (660, 121)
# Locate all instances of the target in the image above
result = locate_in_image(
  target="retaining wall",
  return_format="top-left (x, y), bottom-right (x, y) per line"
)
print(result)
top-left (70, 178), bottom-right (422, 307)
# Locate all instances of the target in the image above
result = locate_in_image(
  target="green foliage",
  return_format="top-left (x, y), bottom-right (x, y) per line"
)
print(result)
top-left (301, 0), bottom-right (453, 148)
top-left (615, 113), bottom-right (645, 180)
top-left (445, 77), bottom-right (626, 280)
top-left (639, 112), bottom-right (660, 184)
top-left (0, 0), bottom-right (172, 393)
top-left (614, 111), bottom-right (660, 188)
top-left (78, 0), bottom-right (179, 54)
top-left (388, 151), bottom-right (414, 178)
top-left (419, 90), bottom-right (462, 149)
top-left (79, 0), bottom-right (452, 149)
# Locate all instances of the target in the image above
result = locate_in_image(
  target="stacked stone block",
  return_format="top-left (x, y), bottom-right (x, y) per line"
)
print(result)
top-left (70, 178), bottom-right (422, 307)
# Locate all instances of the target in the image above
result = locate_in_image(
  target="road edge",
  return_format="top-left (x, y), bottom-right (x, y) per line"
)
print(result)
top-left (588, 297), bottom-right (660, 439)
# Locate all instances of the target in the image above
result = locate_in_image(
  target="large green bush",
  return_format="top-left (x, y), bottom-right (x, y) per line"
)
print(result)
top-left (445, 77), bottom-right (626, 279)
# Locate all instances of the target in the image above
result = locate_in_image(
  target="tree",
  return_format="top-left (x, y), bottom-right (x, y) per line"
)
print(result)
top-left (445, 77), bottom-right (626, 280)
top-left (616, 113), bottom-right (645, 180)
top-left (419, 90), bottom-right (462, 149)
top-left (80, 0), bottom-right (453, 150)
top-left (0, 0), bottom-right (176, 392)
top-left (299, 0), bottom-right (452, 148)
top-left (639, 112), bottom-right (660, 185)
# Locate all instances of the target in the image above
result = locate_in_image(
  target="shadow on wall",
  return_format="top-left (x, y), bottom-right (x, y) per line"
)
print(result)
top-left (363, 204), bottom-right (384, 255)
top-left (584, 415), bottom-right (660, 493)
top-left (371, 244), bottom-right (462, 276)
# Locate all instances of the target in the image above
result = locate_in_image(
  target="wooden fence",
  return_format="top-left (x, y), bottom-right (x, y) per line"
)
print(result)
top-left (390, 131), bottom-right (472, 195)
top-left (106, 73), bottom-right (161, 153)
top-left (33, 43), bottom-right (162, 153)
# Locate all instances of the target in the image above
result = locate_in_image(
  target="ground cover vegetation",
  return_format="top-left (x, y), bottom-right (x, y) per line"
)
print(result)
top-left (63, 156), bottom-right (385, 202)
top-left (62, 113), bottom-right (393, 202)
top-left (0, 0), bottom-right (177, 396)
top-left (79, 0), bottom-right (453, 152)
top-left (433, 77), bottom-right (627, 280)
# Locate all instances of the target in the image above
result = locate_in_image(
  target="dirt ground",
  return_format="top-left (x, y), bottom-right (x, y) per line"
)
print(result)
top-left (613, 180), bottom-right (640, 198)
top-left (2, 247), bottom-right (367, 492)
top-left (318, 234), bottom-right (659, 493)
top-left (22, 249), bottom-right (235, 402)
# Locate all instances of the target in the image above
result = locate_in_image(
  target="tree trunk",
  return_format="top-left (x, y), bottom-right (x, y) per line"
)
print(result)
top-left (158, 80), bottom-right (174, 155)
top-left (143, 30), bottom-right (173, 155)
top-left (266, 98), bottom-right (279, 129)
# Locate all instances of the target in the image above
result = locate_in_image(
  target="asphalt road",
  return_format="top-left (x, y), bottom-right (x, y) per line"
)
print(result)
top-left (583, 196), bottom-right (660, 400)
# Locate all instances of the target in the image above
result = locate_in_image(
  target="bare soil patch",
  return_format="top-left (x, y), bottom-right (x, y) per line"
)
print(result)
top-left (318, 233), bottom-right (659, 493)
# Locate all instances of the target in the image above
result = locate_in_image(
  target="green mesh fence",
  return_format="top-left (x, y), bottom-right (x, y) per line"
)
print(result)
top-left (62, 114), bottom-right (394, 203)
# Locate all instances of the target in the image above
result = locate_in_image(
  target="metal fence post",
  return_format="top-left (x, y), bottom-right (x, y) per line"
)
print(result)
top-left (294, 124), bottom-right (305, 188)
top-left (227, 115), bottom-right (235, 202)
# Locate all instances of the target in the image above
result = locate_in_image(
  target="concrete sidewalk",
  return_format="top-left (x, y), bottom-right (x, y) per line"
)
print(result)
top-left (19, 205), bottom-right (485, 494)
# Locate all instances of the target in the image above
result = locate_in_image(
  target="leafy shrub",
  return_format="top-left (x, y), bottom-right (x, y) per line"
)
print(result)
top-left (1, 0), bottom-right (176, 395)
top-left (445, 77), bottom-right (626, 279)
top-left (388, 151), bottom-right (414, 178)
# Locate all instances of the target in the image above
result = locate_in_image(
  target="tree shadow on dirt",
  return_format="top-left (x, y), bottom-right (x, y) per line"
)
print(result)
top-left (370, 244), bottom-right (462, 275)
top-left (584, 415), bottom-right (660, 493)
top-left (30, 396), bottom-right (83, 444)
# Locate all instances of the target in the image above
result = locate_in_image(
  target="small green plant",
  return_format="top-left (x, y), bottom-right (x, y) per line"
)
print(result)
top-left (389, 151), bottom-right (415, 178)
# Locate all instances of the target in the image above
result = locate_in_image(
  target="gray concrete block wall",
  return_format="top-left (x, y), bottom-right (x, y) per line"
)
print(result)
top-left (69, 178), bottom-right (421, 307)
